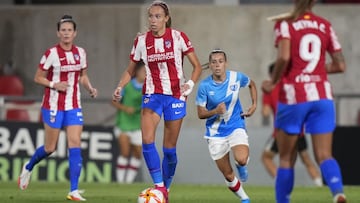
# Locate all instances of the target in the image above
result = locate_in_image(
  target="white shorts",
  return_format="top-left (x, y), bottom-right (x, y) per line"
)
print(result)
top-left (113, 127), bottom-right (142, 146)
top-left (207, 128), bottom-right (249, 161)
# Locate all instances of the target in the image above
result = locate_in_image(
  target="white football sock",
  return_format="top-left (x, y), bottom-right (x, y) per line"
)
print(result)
top-left (313, 177), bottom-right (323, 187)
top-left (125, 157), bottom-right (141, 183)
top-left (116, 156), bottom-right (128, 183)
top-left (225, 176), bottom-right (249, 200)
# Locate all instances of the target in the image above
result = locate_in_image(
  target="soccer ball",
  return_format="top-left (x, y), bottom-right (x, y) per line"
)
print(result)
top-left (137, 187), bottom-right (165, 203)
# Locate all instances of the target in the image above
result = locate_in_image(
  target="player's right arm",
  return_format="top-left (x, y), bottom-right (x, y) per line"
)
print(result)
top-left (34, 50), bottom-right (68, 91)
top-left (197, 103), bottom-right (226, 120)
top-left (34, 69), bottom-right (68, 92)
top-left (113, 60), bottom-right (137, 101)
top-left (195, 82), bottom-right (226, 119)
top-left (113, 35), bottom-right (142, 101)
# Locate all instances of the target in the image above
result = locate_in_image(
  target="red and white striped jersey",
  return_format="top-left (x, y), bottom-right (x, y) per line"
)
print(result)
top-left (274, 12), bottom-right (342, 104)
top-left (39, 44), bottom-right (87, 111)
top-left (130, 28), bottom-right (194, 101)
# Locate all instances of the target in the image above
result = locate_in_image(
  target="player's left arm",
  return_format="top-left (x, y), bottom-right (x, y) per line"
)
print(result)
top-left (241, 79), bottom-right (257, 117)
top-left (326, 51), bottom-right (346, 74)
top-left (182, 52), bottom-right (202, 96)
top-left (80, 68), bottom-right (97, 98)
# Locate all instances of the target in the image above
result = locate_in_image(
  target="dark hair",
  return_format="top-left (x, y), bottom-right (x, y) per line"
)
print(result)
top-left (133, 60), bottom-right (145, 78)
top-left (268, 62), bottom-right (275, 75)
top-left (209, 49), bottom-right (227, 62)
top-left (135, 60), bottom-right (145, 72)
top-left (57, 15), bottom-right (76, 31)
top-left (149, 0), bottom-right (172, 28)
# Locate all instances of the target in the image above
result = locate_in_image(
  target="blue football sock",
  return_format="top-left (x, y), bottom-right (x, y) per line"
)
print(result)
top-left (320, 158), bottom-right (344, 196)
top-left (69, 148), bottom-right (82, 192)
top-left (162, 147), bottom-right (177, 189)
top-left (275, 168), bottom-right (294, 203)
top-left (143, 143), bottom-right (162, 185)
top-left (26, 146), bottom-right (51, 171)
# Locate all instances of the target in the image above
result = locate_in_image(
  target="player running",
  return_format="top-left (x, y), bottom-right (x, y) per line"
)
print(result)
top-left (18, 15), bottom-right (97, 201)
top-left (262, 0), bottom-right (347, 202)
top-left (196, 49), bottom-right (257, 203)
top-left (261, 63), bottom-right (323, 186)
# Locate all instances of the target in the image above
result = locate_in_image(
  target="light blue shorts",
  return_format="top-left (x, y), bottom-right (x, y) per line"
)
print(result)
top-left (275, 99), bottom-right (335, 135)
top-left (142, 94), bottom-right (186, 121)
top-left (41, 108), bottom-right (83, 129)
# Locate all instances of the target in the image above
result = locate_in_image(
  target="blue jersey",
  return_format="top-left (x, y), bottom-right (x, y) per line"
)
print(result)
top-left (196, 70), bottom-right (250, 138)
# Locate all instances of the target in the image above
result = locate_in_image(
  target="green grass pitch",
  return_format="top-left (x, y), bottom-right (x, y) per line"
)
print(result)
top-left (0, 182), bottom-right (359, 203)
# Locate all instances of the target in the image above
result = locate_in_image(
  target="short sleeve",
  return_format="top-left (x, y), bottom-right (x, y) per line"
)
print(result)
top-left (39, 49), bottom-right (54, 70)
top-left (130, 35), bottom-right (143, 62)
top-left (195, 82), bottom-right (207, 107)
top-left (274, 20), bottom-right (290, 48)
top-left (238, 72), bottom-right (250, 88)
top-left (79, 47), bottom-right (87, 69)
top-left (327, 25), bottom-right (342, 53)
top-left (180, 31), bottom-right (194, 55)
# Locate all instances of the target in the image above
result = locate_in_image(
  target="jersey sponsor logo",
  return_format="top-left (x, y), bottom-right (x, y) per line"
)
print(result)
top-left (172, 102), bottom-right (184, 108)
top-left (60, 57), bottom-right (66, 61)
top-left (295, 73), bottom-right (321, 83)
top-left (147, 52), bottom-right (175, 62)
top-left (209, 91), bottom-right (215, 96)
top-left (60, 64), bottom-right (83, 72)
top-left (146, 45), bottom-right (154, 50)
top-left (175, 111), bottom-right (182, 115)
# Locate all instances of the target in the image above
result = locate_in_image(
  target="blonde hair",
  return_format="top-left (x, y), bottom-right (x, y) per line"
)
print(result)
top-left (290, 0), bottom-right (316, 20)
top-left (268, 0), bottom-right (316, 22)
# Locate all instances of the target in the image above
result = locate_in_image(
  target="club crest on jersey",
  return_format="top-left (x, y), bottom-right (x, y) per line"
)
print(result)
top-left (165, 40), bottom-right (172, 49)
top-left (230, 84), bottom-right (238, 91)
top-left (74, 54), bottom-right (80, 61)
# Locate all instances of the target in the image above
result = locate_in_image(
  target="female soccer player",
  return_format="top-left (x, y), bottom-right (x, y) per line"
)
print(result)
top-left (112, 1), bottom-right (202, 202)
top-left (18, 15), bottom-right (97, 201)
top-left (261, 63), bottom-right (323, 186)
top-left (112, 61), bottom-right (145, 183)
top-left (196, 49), bottom-right (257, 203)
top-left (262, 0), bottom-right (347, 202)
